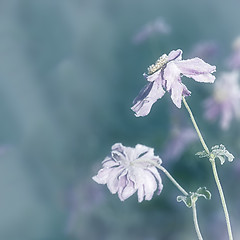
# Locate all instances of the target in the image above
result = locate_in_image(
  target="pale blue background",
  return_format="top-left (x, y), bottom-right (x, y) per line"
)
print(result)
top-left (0, 0), bottom-right (240, 239)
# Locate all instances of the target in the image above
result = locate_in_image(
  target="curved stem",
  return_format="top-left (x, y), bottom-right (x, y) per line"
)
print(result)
top-left (159, 165), bottom-right (204, 239)
top-left (182, 97), bottom-right (209, 154)
top-left (192, 200), bottom-right (203, 240)
top-left (182, 97), bottom-right (233, 240)
top-left (211, 159), bottom-right (233, 240)
top-left (158, 165), bottom-right (188, 196)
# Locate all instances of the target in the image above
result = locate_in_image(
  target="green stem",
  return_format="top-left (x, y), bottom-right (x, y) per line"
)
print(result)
top-left (210, 159), bottom-right (233, 240)
top-left (192, 200), bottom-right (203, 240)
top-left (182, 97), bottom-right (209, 154)
top-left (158, 165), bottom-right (204, 239)
top-left (182, 97), bottom-right (233, 240)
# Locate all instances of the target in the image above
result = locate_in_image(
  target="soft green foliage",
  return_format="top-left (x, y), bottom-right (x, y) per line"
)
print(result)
top-left (196, 144), bottom-right (234, 165)
top-left (177, 187), bottom-right (211, 208)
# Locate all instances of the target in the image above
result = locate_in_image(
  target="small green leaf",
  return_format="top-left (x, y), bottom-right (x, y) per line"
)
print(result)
top-left (211, 144), bottom-right (234, 164)
top-left (177, 195), bottom-right (193, 208)
top-left (177, 187), bottom-right (211, 209)
top-left (195, 187), bottom-right (211, 200)
top-left (195, 150), bottom-right (209, 158)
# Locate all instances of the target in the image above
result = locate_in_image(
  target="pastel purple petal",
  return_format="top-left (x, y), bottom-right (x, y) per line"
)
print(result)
top-left (167, 49), bottom-right (182, 62)
top-left (164, 61), bottom-right (181, 91)
top-left (137, 184), bottom-right (145, 202)
top-left (102, 157), bottom-right (119, 168)
top-left (175, 58), bottom-right (216, 83)
top-left (148, 167), bottom-right (163, 194)
top-left (221, 103), bottom-right (232, 130)
top-left (141, 170), bottom-right (157, 201)
top-left (92, 167), bottom-right (113, 184)
top-left (119, 177), bottom-right (136, 201)
top-left (106, 167), bottom-right (125, 194)
top-left (170, 80), bottom-right (185, 108)
top-left (186, 73), bottom-right (215, 83)
top-left (131, 78), bottom-right (165, 117)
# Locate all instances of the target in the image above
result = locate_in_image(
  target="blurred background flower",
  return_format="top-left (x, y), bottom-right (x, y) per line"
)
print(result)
top-left (0, 0), bottom-right (240, 239)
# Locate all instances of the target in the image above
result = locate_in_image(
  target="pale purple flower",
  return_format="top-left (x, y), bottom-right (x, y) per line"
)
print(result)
top-left (188, 40), bottom-right (219, 62)
top-left (131, 49), bottom-right (216, 117)
top-left (226, 36), bottom-right (240, 69)
top-left (132, 18), bottom-right (171, 44)
top-left (93, 143), bottom-right (163, 202)
top-left (204, 71), bottom-right (240, 130)
top-left (161, 126), bottom-right (197, 162)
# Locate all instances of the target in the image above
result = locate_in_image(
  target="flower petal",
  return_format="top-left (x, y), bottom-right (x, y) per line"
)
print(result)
top-left (131, 77), bottom-right (165, 117)
top-left (141, 170), bottom-right (157, 201)
top-left (170, 80), bottom-right (185, 108)
top-left (102, 157), bottom-right (119, 168)
top-left (164, 61), bottom-right (181, 91)
top-left (147, 167), bottom-right (163, 195)
top-left (175, 57), bottom-right (216, 83)
top-left (220, 103), bottom-right (232, 130)
top-left (106, 166), bottom-right (126, 194)
top-left (92, 167), bottom-right (113, 184)
top-left (118, 176), bottom-right (136, 201)
top-left (167, 49), bottom-right (182, 62)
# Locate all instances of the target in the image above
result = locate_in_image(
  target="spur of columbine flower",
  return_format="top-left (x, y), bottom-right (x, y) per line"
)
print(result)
top-left (92, 143), bottom-right (163, 202)
top-left (204, 71), bottom-right (240, 130)
top-left (131, 49), bottom-right (216, 117)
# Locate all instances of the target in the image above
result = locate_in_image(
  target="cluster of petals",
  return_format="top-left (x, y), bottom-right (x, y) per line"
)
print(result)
top-left (92, 143), bottom-right (163, 202)
top-left (131, 49), bottom-right (216, 117)
top-left (204, 71), bottom-right (240, 130)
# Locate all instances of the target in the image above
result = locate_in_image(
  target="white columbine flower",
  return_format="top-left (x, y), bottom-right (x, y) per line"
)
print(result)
top-left (93, 143), bottom-right (163, 202)
top-left (204, 71), bottom-right (240, 130)
top-left (131, 49), bottom-right (216, 117)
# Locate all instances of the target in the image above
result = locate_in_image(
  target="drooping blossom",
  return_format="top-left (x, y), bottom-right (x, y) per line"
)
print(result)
top-left (188, 40), bottom-right (219, 62)
top-left (204, 71), bottom-right (240, 130)
top-left (161, 126), bottom-right (197, 163)
top-left (132, 17), bottom-right (171, 44)
top-left (93, 143), bottom-right (163, 202)
top-left (131, 49), bottom-right (216, 117)
top-left (226, 36), bottom-right (240, 69)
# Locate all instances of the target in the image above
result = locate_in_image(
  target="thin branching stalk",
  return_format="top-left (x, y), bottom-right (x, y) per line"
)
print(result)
top-left (158, 165), bottom-right (204, 239)
top-left (182, 97), bottom-right (233, 240)
top-left (210, 158), bottom-right (233, 240)
top-left (192, 200), bottom-right (203, 240)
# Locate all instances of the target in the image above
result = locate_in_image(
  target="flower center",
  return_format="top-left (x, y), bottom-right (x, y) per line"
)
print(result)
top-left (147, 54), bottom-right (168, 75)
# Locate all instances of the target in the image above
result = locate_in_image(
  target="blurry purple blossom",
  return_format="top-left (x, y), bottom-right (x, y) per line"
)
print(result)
top-left (131, 49), bottom-right (216, 117)
top-left (132, 18), bottom-right (171, 44)
top-left (93, 143), bottom-right (163, 202)
top-left (204, 71), bottom-right (240, 130)
top-left (226, 36), bottom-right (240, 69)
top-left (188, 40), bottom-right (219, 62)
top-left (161, 126), bottom-right (197, 162)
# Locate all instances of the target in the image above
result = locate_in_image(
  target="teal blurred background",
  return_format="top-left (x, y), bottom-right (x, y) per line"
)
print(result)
top-left (0, 0), bottom-right (240, 239)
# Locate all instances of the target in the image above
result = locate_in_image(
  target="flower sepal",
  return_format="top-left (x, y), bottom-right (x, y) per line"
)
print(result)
top-left (196, 144), bottom-right (234, 165)
top-left (177, 187), bottom-right (211, 208)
